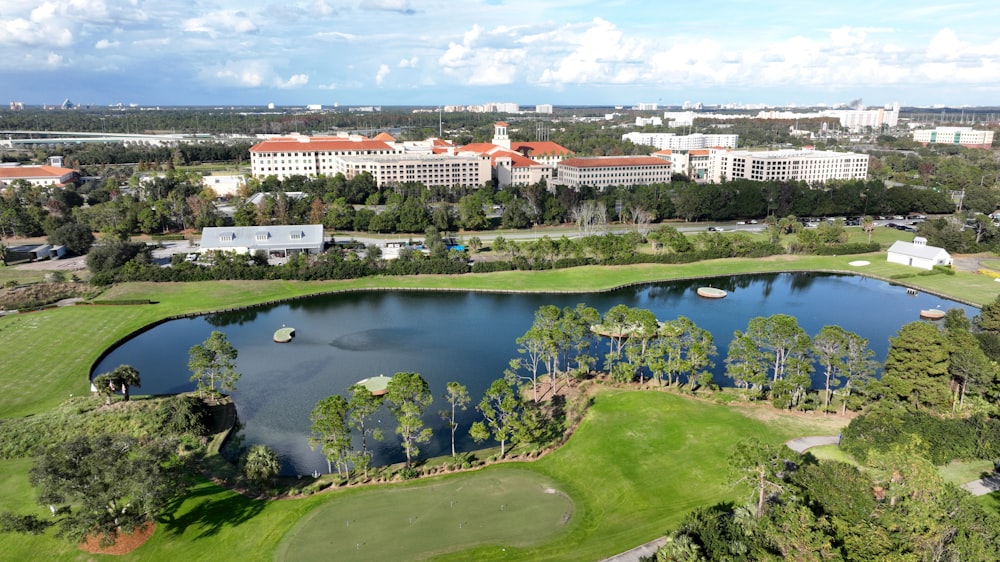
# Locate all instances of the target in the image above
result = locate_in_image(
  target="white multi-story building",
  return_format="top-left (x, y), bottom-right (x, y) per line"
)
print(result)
top-left (652, 149), bottom-right (713, 182)
top-left (535, 104), bottom-right (554, 114)
top-left (634, 116), bottom-right (663, 127)
top-left (711, 148), bottom-right (869, 184)
top-left (912, 127), bottom-right (994, 149)
top-left (332, 153), bottom-right (492, 188)
top-left (249, 134), bottom-right (397, 179)
top-left (556, 156), bottom-right (672, 189)
top-left (456, 122), bottom-right (573, 187)
top-left (622, 132), bottom-right (738, 150)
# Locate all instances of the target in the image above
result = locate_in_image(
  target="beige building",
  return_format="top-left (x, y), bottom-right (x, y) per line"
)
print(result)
top-left (332, 153), bottom-right (492, 188)
top-left (556, 156), bottom-right (672, 189)
top-left (0, 164), bottom-right (78, 188)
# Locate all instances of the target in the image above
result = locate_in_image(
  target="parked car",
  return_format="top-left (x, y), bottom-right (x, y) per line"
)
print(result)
top-left (707, 226), bottom-right (719, 231)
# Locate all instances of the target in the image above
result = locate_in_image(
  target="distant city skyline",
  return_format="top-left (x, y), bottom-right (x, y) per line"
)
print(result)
top-left (2, 1), bottom-right (1000, 108)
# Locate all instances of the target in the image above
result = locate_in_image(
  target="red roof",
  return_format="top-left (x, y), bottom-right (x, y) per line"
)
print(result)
top-left (511, 141), bottom-right (573, 156)
top-left (689, 149), bottom-right (710, 156)
top-left (652, 149), bottom-right (672, 155)
top-left (560, 157), bottom-right (671, 168)
top-left (250, 136), bottom-right (394, 153)
top-left (457, 142), bottom-right (501, 155)
top-left (495, 121), bottom-right (509, 127)
top-left (490, 149), bottom-right (542, 168)
top-left (0, 165), bottom-right (77, 179)
top-left (373, 132), bottom-right (396, 141)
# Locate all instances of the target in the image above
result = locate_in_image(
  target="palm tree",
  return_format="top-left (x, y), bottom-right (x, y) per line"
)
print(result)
top-left (242, 445), bottom-right (280, 493)
top-left (862, 216), bottom-right (875, 243)
top-left (110, 365), bottom-right (141, 401)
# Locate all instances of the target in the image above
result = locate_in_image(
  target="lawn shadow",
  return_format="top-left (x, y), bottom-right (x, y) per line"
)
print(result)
top-left (158, 484), bottom-right (267, 540)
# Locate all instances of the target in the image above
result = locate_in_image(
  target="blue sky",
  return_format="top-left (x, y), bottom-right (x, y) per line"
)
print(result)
top-left (3, 0), bottom-right (1000, 107)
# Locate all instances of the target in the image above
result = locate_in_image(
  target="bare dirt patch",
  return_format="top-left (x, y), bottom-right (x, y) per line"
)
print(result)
top-left (78, 522), bottom-right (155, 555)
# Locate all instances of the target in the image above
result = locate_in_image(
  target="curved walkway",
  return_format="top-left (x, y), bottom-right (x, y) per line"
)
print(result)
top-left (785, 435), bottom-right (840, 453)
top-left (962, 475), bottom-right (1000, 496)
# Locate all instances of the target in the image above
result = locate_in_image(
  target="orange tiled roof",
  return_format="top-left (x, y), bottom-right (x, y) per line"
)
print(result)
top-left (373, 132), bottom-right (396, 141)
top-left (250, 136), bottom-right (393, 153)
top-left (560, 157), bottom-right (671, 168)
top-left (457, 142), bottom-right (502, 155)
top-left (652, 149), bottom-right (673, 155)
top-left (0, 165), bottom-right (76, 179)
top-left (495, 121), bottom-right (509, 127)
top-left (689, 149), bottom-right (710, 156)
top-left (511, 141), bottom-right (573, 156)
top-left (490, 149), bottom-right (543, 168)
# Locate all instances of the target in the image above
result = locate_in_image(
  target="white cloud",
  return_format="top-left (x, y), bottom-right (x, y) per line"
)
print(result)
top-left (538, 18), bottom-right (646, 85)
top-left (375, 63), bottom-right (391, 85)
top-left (95, 39), bottom-right (119, 49)
top-left (205, 61), bottom-right (270, 87)
top-left (46, 52), bottom-right (64, 66)
top-left (362, 0), bottom-right (415, 14)
top-left (926, 28), bottom-right (966, 60)
top-left (399, 56), bottom-right (418, 68)
top-left (183, 10), bottom-right (258, 38)
top-left (0, 3), bottom-right (74, 47)
top-left (438, 24), bottom-right (527, 85)
top-left (830, 26), bottom-right (867, 47)
top-left (277, 73), bottom-right (309, 88)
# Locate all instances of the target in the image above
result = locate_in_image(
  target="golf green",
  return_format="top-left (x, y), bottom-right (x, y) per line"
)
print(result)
top-left (275, 468), bottom-right (573, 561)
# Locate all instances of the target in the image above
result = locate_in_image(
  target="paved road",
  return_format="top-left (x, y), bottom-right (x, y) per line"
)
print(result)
top-left (600, 538), bottom-right (666, 562)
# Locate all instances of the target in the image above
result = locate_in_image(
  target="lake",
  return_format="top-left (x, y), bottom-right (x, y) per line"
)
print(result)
top-left (94, 273), bottom-right (977, 474)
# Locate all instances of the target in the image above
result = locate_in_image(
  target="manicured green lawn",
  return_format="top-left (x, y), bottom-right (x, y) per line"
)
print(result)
top-left (805, 444), bottom-right (858, 465)
top-left (938, 459), bottom-right (997, 485)
top-left (277, 468), bottom-right (572, 561)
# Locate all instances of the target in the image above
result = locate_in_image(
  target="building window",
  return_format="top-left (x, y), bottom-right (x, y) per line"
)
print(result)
top-left (255, 232), bottom-right (270, 242)
top-left (289, 231), bottom-right (303, 240)
top-left (219, 232), bottom-right (236, 242)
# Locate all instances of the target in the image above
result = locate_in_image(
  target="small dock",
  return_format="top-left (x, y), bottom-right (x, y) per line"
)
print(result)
top-left (273, 327), bottom-right (296, 343)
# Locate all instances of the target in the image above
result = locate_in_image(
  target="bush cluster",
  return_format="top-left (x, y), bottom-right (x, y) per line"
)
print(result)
top-left (841, 408), bottom-right (1000, 464)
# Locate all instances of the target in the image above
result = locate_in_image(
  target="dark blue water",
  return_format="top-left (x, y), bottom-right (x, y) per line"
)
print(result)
top-left (94, 273), bottom-right (978, 475)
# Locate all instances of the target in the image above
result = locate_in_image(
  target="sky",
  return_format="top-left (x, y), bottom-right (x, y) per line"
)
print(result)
top-left (3, 0), bottom-right (1000, 108)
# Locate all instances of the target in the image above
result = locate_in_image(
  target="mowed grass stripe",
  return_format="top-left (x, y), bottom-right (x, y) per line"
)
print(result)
top-left (277, 468), bottom-right (571, 561)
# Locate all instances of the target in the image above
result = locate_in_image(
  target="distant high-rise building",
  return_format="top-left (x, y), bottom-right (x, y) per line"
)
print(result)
top-left (535, 104), bottom-right (553, 114)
